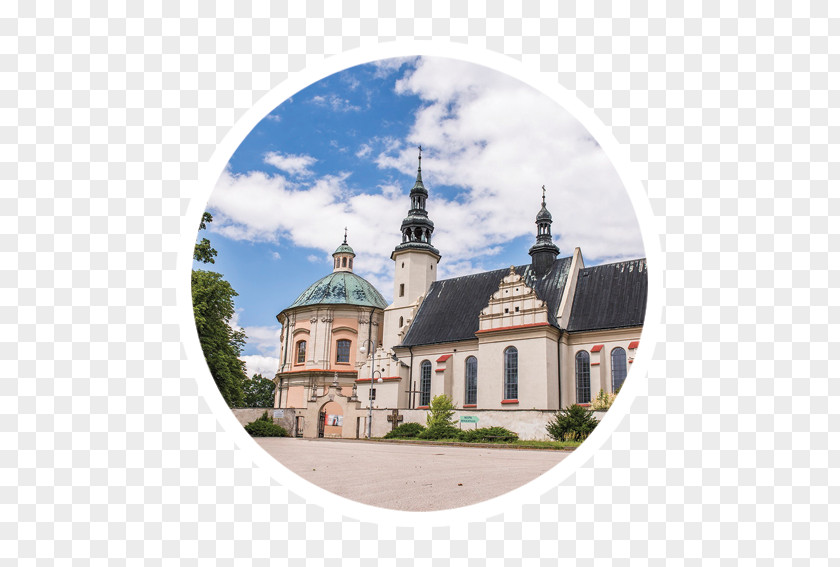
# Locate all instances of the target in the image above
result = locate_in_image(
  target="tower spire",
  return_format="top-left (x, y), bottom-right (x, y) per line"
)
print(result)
top-left (529, 185), bottom-right (560, 276)
top-left (392, 144), bottom-right (440, 260)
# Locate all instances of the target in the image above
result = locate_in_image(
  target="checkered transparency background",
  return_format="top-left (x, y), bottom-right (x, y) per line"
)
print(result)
top-left (2, 1), bottom-right (837, 564)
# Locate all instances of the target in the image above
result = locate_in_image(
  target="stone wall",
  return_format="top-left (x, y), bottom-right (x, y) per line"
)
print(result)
top-left (231, 406), bottom-right (606, 441)
top-left (230, 408), bottom-right (296, 433)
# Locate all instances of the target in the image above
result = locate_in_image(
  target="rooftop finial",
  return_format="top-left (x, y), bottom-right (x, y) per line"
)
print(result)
top-left (418, 145), bottom-right (422, 170)
top-left (343, 226), bottom-right (348, 244)
top-left (541, 185), bottom-right (546, 206)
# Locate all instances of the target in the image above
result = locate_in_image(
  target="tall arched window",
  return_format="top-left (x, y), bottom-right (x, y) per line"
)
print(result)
top-left (504, 347), bottom-right (518, 400)
top-left (398, 316), bottom-right (404, 328)
top-left (611, 347), bottom-right (627, 392)
top-left (465, 356), bottom-right (478, 405)
top-left (575, 350), bottom-right (590, 403)
top-left (335, 339), bottom-right (351, 363)
top-left (420, 360), bottom-right (432, 406)
top-left (296, 340), bottom-right (307, 364)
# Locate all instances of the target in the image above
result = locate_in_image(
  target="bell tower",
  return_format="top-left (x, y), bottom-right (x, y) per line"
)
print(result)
top-left (528, 185), bottom-right (560, 276)
top-left (382, 147), bottom-right (441, 350)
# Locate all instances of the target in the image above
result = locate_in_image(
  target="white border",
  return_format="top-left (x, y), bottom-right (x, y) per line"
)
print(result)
top-left (179, 39), bottom-right (664, 527)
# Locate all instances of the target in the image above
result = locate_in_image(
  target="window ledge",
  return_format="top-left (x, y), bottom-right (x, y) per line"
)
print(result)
top-left (416, 405), bottom-right (429, 410)
top-left (463, 404), bottom-right (477, 408)
top-left (501, 399), bottom-right (519, 404)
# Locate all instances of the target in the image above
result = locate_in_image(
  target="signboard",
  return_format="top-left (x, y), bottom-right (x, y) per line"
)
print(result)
top-left (325, 414), bottom-right (343, 427)
top-left (460, 416), bottom-right (479, 423)
top-left (273, 409), bottom-right (285, 419)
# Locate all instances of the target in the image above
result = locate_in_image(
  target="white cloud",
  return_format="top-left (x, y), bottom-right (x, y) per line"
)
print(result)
top-left (311, 94), bottom-right (361, 112)
top-left (242, 355), bottom-right (280, 379)
top-left (356, 143), bottom-right (372, 158)
top-left (380, 56), bottom-right (644, 264)
top-left (263, 152), bottom-right (317, 176)
top-left (370, 56), bottom-right (418, 78)
top-left (210, 57), bottom-right (644, 309)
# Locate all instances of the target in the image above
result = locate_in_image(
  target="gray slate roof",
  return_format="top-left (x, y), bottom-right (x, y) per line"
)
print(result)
top-left (284, 272), bottom-right (388, 312)
top-left (400, 257), bottom-right (572, 347)
top-left (566, 258), bottom-right (647, 332)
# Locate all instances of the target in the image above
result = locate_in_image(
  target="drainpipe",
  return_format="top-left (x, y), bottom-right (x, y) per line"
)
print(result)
top-left (408, 345), bottom-right (414, 409)
top-left (557, 333), bottom-right (563, 410)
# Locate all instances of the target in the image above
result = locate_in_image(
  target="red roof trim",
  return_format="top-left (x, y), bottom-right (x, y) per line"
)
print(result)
top-left (628, 341), bottom-right (639, 349)
top-left (501, 399), bottom-right (519, 404)
top-left (591, 344), bottom-right (604, 352)
top-left (279, 369), bottom-right (357, 375)
top-left (354, 376), bottom-right (401, 382)
top-left (475, 322), bottom-right (551, 334)
top-left (436, 354), bottom-right (452, 363)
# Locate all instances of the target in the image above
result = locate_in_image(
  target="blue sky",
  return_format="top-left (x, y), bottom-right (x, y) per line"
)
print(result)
top-left (199, 56), bottom-right (644, 378)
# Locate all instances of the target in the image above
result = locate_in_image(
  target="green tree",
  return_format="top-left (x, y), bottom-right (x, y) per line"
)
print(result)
top-left (243, 373), bottom-right (277, 407)
top-left (193, 212), bottom-right (218, 264)
top-left (426, 394), bottom-right (457, 428)
top-left (192, 212), bottom-right (246, 407)
top-left (545, 404), bottom-right (599, 442)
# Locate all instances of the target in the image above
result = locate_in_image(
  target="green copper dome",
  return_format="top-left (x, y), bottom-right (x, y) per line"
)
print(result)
top-left (333, 242), bottom-right (355, 256)
top-left (286, 272), bottom-right (387, 310)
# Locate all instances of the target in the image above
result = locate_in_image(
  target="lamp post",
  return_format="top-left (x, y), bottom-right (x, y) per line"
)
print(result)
top-left (359, 307), bottom-right (381, 439)
top-left (359, 339), bottom-right (382, 439)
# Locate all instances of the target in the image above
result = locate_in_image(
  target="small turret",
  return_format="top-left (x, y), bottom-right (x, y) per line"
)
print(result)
top-left (528, 185), bottom-right (560, 276)
top-left (332, 228), bottom-right (356, 272)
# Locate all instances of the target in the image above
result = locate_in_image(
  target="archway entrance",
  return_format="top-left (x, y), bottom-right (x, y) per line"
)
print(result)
top-left (319, 401), bottom-right (344, 439)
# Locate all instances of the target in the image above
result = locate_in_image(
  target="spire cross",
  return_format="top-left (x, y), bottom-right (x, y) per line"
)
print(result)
top-left (343, 227), bottom-right (347, 244)
top-left (541, 185), bottom-right (546, 205)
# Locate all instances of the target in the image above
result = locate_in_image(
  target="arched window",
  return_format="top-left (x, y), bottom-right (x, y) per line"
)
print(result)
top-left (296, 340), bottom-right (307, 364)
top-left (349, 258), bottom-right (353, 270)
top-left (465, 356), bottom-right (477, 405)
top-left (504, 347), bottom-right (518, 400)
top-left (419, 360), bottom-right (432, 406)
top-left (336, 339), bottom-right (351, 363)
top-left (611, 347), bottom-right (627, 392)
top-left (575, 351), bottom-right (590, 403)
top-left (398, 316), bottom-right (404, 327)
top-left (342, 257), bottom-right (347, 267)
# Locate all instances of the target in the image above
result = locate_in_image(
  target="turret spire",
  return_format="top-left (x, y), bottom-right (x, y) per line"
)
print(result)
top-left (392, 145), bottom-right (440, 260)
top-left (333, 231), bottom-right (356, 273)
top-left (529, 185), bottom-right (560, 276)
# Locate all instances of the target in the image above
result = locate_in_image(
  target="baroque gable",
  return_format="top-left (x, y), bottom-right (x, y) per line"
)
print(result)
top-left (478, 266), bottom-right (550, 331)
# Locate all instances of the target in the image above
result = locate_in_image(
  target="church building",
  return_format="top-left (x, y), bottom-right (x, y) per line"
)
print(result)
top-left (273, 151), bottom-right (647, 439)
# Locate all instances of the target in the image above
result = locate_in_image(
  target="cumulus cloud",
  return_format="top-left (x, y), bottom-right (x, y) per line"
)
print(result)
top-left (209, 57), bottom-right (644, 306)
top-left (263, 152), bottom-right (317, 176)
top-left (242, 355), bottom-right (280, 379)
top-left (379, 57), bottom-right (644, 265)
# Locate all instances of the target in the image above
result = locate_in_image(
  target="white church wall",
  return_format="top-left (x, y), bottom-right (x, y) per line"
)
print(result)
top-left (561, 328), bottom-right (642, 406)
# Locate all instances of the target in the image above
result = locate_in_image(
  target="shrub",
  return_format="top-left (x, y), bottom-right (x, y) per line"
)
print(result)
top-left (590, 389), bottom-right (617, 410)
top-left (546, 404), bottom-right (599, 441)
top-left (426, 394), bottom-right (457, 428)
top-left (459, 426), bottom-right (519, 443)
top-left (384, 422), bottom-right (426, 439)
top-left (417, 423), bottom-right (462, 440)
top-left (244, 411), bottom-right (288, 437)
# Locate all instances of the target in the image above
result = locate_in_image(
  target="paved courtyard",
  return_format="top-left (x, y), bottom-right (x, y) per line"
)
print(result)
top-left (254, 438), bottom-right (570, 512)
